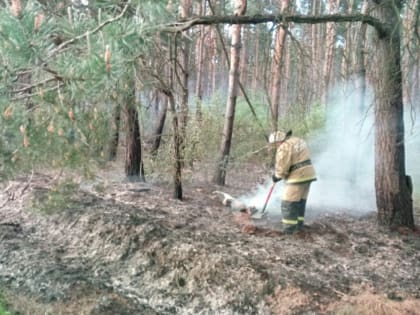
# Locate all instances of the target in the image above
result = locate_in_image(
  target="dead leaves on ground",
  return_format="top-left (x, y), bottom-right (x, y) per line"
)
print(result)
top-left (232, 209), bottom-right (282, 237)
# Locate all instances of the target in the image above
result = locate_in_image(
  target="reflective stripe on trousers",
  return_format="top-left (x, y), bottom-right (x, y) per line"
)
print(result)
top-left (281, 200), bottom-right (300, 226)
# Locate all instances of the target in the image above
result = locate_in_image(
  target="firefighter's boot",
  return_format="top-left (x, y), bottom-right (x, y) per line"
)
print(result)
top-left (297, 199), bottom-right (307, 230)
top-left (281, 200), bottom-right (299, 234)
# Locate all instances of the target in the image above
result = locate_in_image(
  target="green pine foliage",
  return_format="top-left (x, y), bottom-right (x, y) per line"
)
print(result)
top-left (0, 294), bottom-right (12, 315)
top-left (0, 1), bottom-right (327, 182)
top-left (0, 2), bottom-right (169, 180)
top-left (232, 96), bottom-right (270, 163)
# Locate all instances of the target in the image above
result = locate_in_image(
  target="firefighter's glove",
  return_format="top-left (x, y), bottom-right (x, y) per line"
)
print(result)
top-left (272, 175), bottom-right (281, 183)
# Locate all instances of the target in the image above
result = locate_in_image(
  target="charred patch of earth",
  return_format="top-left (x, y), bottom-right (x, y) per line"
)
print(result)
top-left (0, 173), bottom-right (419, 314)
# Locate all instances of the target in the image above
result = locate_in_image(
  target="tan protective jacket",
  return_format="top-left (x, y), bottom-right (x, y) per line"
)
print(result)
top-left (274, 136), bottom-right (316, 184)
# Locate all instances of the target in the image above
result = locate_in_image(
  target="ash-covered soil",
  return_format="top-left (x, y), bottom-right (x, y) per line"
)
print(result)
top-left (0, 167), bottom-right (419, 315)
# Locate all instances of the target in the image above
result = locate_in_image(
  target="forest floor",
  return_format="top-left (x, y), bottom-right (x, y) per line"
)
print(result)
top-left (0, 162), bottom-right (420, 315)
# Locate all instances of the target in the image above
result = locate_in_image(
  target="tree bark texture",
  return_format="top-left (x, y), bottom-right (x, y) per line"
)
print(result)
top-left (167, 34), bottom-right (183, 199)
top-left (167, 92), bottom-right (183, 199)
top-left (213, 0), bottom-right (246, 186)
top-left (342, 0), bottom-right (355, 80)
top-left (322, 0), bottom-right (338, 106)
top-left (401, 0), bottom-right (419, 105)
top-left (252, 26), bottom-right (260, 93)
top-left (311, 0), bottom-right (322, 99)
top-left (270, 0), bottom-right (289, 131)
top-left (124, 91), bottom-right (145, 182)
top-left (372, 0), bottom-right (414, 227)
top-left (173, 13), bottom-right (388, 36)
top-left (194, 0), bottom-right (205, 120)
top-left (108, 103), bottom-right (121, 161)
top-left (150, 95), bottom-right (168, 157)
top-left (178, 0), bottom-right (192, 140)
top-left (356, 0), bottom-right (368, 114)
top-left (210, 27), bottom-right (218, 97)
top-left (239, 26), bottom-right (248, 91)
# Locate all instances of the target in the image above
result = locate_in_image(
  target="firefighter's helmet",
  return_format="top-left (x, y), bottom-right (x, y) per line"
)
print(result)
top-left (268, 131), bottom-right (287, 143)
top-left (269, 130), bottom-right (292, 143)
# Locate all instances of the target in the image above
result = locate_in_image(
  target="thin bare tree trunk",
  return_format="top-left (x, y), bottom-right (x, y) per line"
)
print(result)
top-left (150, 94), bottom-right (168, 157)
top-left (283, 38), bottom-right (291, 110)
top-left (195, 0), bottom-right (205, 120)
top-left (167, 91), bottom-right (183, 199)
top-left (167, 34), bottom-right (183, 199)
top-left (311, 0), bottom-right (322, 101)
top-left (179, 0), bottom-right (192, 123)
top-left (239, 26), bottom-right (248, 91)
top-left (124, 89), bottom-right (145, 182)
top-left (342, 0), bottom-right (355, 80)
top-left (402, 0), bottom-right (419, 105)
top-left (322, 0), bottom-right (338, 106)
top-left (252, 26), bottom-right (260, 93)
top-left (213, 0), bottom-right (246, 186)
top-left (210, 28), bottom-right (218, 96)
top-left (177, 0), bottom-right (192, 166)
top-left (108, 102), bottom-right (121, 161)
top-left (356, 0), bottom-right (369, 113)
top-left (270, 0), bottom-right (289, 131)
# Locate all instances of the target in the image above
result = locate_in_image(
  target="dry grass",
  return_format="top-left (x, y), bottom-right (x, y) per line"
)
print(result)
top-left (328, 286), bottom-right (420, 315)
top-left (266, 286), bottom-right (310, 315)
top-left (2, 291), bottom-right (98, 315)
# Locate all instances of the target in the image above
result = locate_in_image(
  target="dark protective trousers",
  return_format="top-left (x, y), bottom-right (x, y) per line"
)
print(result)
top-left (281, 182), bottom-right (311, 232)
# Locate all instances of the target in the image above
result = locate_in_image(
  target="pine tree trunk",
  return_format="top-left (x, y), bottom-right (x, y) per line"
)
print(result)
top-left (402, 0), bottom-right (418, 104)
top-left (213, 0), bottom-right (246, 186)
top-left (194, 0), bottom-right (205, 120)
top-left (372, 0), bottom-right (414, 228)
top-left (210, 28), bottom-right (217, 97)
top-left (108, 103), bottom-right (121, 161)
top-left (179, 1), bottom-right (191, 126)
top-left (342, 0), bottom-right (355, 80)
top-left (167, 91), bottom-right (183, 199)
top-left (311, 0), bottom-right (321, 101)
top-left (356, 0), bottom-right (368, 114)
top-left (124, 90), bottom-right (145, 182)
top-left (283, 38), bottom-right (291, 110)
top-left (239, 26), bottom-right (248, 91)
top-left (177, 0), bottom-right (192, 167)
top-left (270, 0), bottom-right (289, 131)
top-left (322, 0), bottom-right (338, 106)
top-left (167, 35), bottom-right (183, 199)
top-left (252, 26), bottom-right (260, 93)
top-left (150, 95), bottom-right (168, 157)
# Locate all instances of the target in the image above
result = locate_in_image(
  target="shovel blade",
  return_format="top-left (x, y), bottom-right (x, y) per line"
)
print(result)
top-left (251, 211), bottom-right (268, 220)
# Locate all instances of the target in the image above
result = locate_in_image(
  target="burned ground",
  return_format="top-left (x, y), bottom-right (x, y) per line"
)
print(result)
top-left (0, 166), bottom-right (419, 315)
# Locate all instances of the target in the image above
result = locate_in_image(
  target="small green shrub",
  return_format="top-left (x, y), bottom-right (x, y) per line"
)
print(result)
top-left (0, 295), bottom-right (13, 315)
top-left (30, 178), bottom-right (80, 215)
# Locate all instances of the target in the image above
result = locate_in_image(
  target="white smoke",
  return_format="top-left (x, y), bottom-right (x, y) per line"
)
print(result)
top-left (238, 180), bottom-right (284, 215)
top-left (405, 103), bottom-right (420, 208)
top-left (240, 78), bottom-right (378, 218)
top-left (308, 79), bottom-right (376, 217)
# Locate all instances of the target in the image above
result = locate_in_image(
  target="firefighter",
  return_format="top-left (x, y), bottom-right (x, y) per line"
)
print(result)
top-left (269, 130), bottom-right (317, 234)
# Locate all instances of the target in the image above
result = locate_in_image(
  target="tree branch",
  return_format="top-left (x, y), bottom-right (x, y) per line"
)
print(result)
top-left (11, 82), bottom-right (65, 101)
top-left (166, 13), bottom-right (389, 38)
top-left (46, 0), bottom-right (132, 59)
